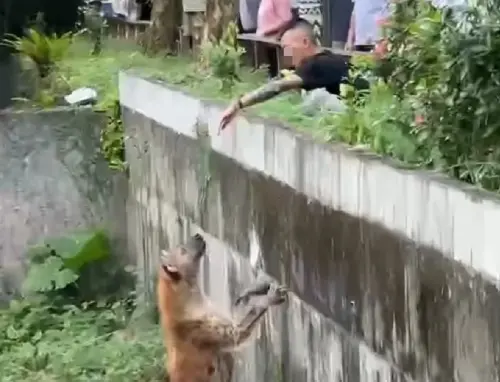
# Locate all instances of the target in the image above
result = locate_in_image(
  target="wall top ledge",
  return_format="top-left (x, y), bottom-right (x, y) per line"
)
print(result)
top-left (0, 105), bottom-right (97, 117)
top-left (119, 70), bottom-right (500, 285)
top-left (120, 70), bottom-right (495, 204)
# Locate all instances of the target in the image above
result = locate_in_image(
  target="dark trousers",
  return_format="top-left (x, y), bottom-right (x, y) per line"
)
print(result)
top-left (237, 16), bottom-right (278, 78)
top-left (266, 47), bottom-right (279, 78)
top-left (237, 16), bottom-right (256, 34)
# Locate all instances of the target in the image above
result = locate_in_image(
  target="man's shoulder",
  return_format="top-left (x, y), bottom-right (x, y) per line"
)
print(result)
top-left (299, 51), bottom-right (347, 69)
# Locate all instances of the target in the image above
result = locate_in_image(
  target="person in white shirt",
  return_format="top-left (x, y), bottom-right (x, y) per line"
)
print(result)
top-left (345, 0), bottom-right (389, 52)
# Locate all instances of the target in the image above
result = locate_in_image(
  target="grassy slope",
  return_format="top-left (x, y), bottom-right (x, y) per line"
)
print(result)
top-left (0, 299), bottom-right (165, 382)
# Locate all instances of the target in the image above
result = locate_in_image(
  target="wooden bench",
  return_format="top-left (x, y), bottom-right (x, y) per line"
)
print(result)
top-left (237, 33), bottom-right (283, 71)
top-left (105, 16), bottom-right (151, 43)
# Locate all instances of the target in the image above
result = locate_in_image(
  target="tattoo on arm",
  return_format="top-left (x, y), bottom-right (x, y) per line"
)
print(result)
top-left (239, 74), bottom-right (303, 109)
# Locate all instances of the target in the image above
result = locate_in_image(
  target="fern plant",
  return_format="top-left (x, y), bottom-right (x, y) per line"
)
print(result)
top-left (1, 28), bottom-right (72, 78)
top-left (23, 230), bottom-right (110, 294)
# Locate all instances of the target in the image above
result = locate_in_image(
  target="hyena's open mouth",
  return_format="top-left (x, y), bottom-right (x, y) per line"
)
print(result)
top-left (162, 264), bottom-right (181, 282)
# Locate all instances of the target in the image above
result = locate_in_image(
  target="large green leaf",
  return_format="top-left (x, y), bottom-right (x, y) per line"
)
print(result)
top-left (43, 229), bottom-right (110, 272)
top-left (22, 257), bottom-right (68, 292)
top-left (52, 268), bottom-right (80, 289)
top-left (25, 244), bottom-right (52, 263)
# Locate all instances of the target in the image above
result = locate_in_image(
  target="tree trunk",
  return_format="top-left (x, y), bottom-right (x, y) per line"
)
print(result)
top-left (202, 0), bottom-right (236, 42)
top-left (143, 0), bottom-right (182, 54)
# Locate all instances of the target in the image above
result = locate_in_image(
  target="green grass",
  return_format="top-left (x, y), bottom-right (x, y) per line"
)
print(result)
top-left (57, 38), bottom-right (326, 138)
top-left (0, 297), bottom-right (165, 382)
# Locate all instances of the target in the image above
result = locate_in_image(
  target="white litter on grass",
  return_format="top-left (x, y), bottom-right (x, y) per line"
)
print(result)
top-left (64, 87), bottom-right (98, 106)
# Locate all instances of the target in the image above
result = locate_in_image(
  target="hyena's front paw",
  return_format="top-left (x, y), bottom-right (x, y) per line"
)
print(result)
top-left (266, 283), bottom-right (288, 306)
top-left (234, 281), bottom-right (271, 306)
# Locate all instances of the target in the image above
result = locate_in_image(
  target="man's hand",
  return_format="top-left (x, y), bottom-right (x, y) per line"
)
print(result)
top-left (218, 76), bottom-right (304, 134)
top-left (218, 100), bottom-right (240, 134)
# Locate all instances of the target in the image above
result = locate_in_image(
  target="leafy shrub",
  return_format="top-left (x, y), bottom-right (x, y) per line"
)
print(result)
top-left (0, 225), bottom-right (164, 381)
top-left (200, 21), bottom-right (245, 91)
top-left (23, 229), bottom-right (110, 295)
top-left (381, 0), bottom-right (500, 190)
top-left (1, 28), bottom-right (72, 77)
top-left (335, 0), bottom-right (500, 192)
top-left (101, 100), bottom-right (127, 172)
top-left (349, 53), bottom-right (379, 83)
top-left (332, 79), bottom-right (421, 164)
top-left (378, 0), bottom-right (446, 95)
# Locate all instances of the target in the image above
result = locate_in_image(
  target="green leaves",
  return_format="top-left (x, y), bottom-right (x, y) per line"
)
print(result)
top-left (200, 22), bottom-right (245, 92)
top-left (366, 0), bottom-right (500, 191)
top-left (22, 229), bottom-right (110, 294)
top-left (0, 298), bottom-right (165, 381)
top-left (1, 28), bottom-right (72, 77)
top-left (101, 100), bottom-right (127, 172)
top-left (23, 257), bottom-right (76, 293)
top-left (45, 230), bottom-right (109, 271)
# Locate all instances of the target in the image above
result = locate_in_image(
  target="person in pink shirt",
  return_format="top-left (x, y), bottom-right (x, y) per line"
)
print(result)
top-left (257, 0), bottom-right (293, 37)
top-left (256, 0), bottom-right (296, 78)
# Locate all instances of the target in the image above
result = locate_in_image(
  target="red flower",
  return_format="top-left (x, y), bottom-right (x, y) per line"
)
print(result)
top-left (415, 114), bottom-right (425, 125)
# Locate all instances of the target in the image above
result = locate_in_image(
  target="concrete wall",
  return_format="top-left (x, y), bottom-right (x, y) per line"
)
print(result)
top-left (0, 107), bottom-right (128, 299)
top-left (120, 72), bottom-right (500, 382)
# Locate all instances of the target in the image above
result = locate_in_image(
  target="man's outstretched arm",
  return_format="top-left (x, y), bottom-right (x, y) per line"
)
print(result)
top-left (238, 74), bottom-right (303, 109)
top-left (219, 74), bottom-right (304, 131)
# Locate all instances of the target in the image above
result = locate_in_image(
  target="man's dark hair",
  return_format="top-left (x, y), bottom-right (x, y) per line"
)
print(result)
top-left (289, 18), bottom-right (318, 45)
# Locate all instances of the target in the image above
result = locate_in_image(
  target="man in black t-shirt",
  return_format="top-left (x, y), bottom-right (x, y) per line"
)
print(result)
top-left (219, 20), bottom-right (369, 131)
